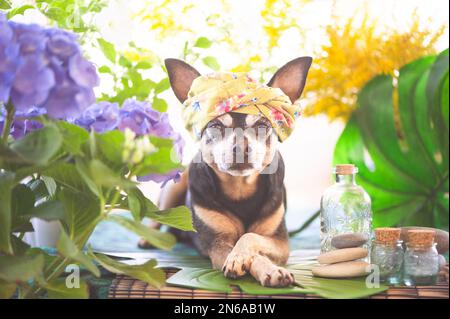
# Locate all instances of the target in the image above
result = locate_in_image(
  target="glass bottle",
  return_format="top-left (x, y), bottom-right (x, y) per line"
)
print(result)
top-left (403, 230), bottom-right (439, 286)
top-left (320, 164), bottom-right (372, 253)
top-left (370, 228), bottom-right (404, 285)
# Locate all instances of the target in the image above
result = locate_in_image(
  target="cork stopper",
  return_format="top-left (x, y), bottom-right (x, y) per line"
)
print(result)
top-left (375, 227), bottom-right (401, 245)
top-left (334, 164), bottom-right (358, 175)
top-left (406, 229), bottom-right (435, 248)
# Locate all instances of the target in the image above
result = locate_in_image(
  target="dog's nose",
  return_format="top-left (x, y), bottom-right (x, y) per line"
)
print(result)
top-left (232, 145), bottom-right (252, 155)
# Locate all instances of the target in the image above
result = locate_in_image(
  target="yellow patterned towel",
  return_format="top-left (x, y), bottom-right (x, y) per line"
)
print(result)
top-left (182, 72), bottom-right (302, 142)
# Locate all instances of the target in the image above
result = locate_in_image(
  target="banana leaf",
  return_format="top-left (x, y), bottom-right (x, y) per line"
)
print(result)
top-left (334, 49), bottom-right (449, 229)
top-left (166, 263), bottom-right (388, 299)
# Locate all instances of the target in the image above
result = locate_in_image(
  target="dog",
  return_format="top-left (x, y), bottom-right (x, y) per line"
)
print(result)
top-left (139, 57), bottom-right (312, 287)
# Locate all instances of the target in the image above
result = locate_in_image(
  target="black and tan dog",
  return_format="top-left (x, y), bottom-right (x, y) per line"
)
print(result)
top-left (140, 57), bottom-right (312, 287)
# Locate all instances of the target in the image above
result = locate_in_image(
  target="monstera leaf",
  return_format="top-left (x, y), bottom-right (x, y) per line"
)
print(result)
top-left (166, 264), bottom-right (388, 299)
top-left (334, 49), bottom-right (449, 229)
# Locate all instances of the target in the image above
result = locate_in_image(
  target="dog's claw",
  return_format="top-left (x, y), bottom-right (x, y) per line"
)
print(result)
top-left (264, 275), bottom-right (271, 287)
top-left (222, 251), bottom-right (255, 279)
top-left (257, 265), bottom-right (294, 287)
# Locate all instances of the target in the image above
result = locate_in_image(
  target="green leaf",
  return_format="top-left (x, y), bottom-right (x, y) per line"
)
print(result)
top-left (145, 206), bottom-right (195, 232)
top-left (42, 176), bottom-right (57, 197)
top-left (58, 188), bottom-right (100, 241)
top-left (26, 200), bottom-right (65, 221)
top-left (334, 50), bottom-right (449, 228)
top-left (57, 121), bottom-right (89, 155)
top-left (0, 171), bottom-right (14, 254)
top-left (166, 265), bottom-right (388, 299)
top-left (125, 186), bottom-right (194, 230)
top-left (0, 0), bottom-right (12, 9)
top-left (43, 163), bottom-right (92, 196)
top-left (98, 65), bottom-right (112, 73)
top-left (119, 56), bottom-right (132, 68)
top-left (75, 158), bottom-right (101, 197)
top-left (154, 78), bottom-right (170, 94)
top-left (89, 159), bottom-right (135, 189)
top-left (127, 193), bottom-right (141, 221)
top-left (202, 56), bottom-right (220, 71)
top-left (0, 254), bottom-right (44, 283)
top-left (11, 235), bottom-right (30, 255)
top-left (96, 130), bottom-right (125, 168)
top-left (97, 38), bottom-right (116, 63)
top-left (289, 265), bottom-right (388, 299)
top-left (0, 280), bottom-right (16, 299)
top-left (133, 137), bottom-right (183, 177)
top-left (125, 186), bottom-right (158, 221)
top-left (166, 267), bottom-right (310, 295)
top-left (194, 37), bottom-right (212, 49)
top-left (135, 61), bottom-right (152, 69)
top-left (108, 214), bottom-right (176, 250)
top-left (11, 184), bottom-right (35, 217)
top-left (10, 126), bottom-right (62, 165)
top-left (90, 252), bottom-right (165, 288)
top-left (10, 184), bottom-right (35, 231)
top-left (7, 4), bottom-right (34, 18)
top-left (57, 229), bottom-right (100, 277)
top-left (152, 97), bottom-right (168, 112)
top-left (45, 278), bottom-right (89, 299)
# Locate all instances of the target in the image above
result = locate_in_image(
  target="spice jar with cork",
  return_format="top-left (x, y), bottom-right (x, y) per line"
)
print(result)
top-left (403, 229), bottom-right (439, 286)
top-left (370, 228), bottom-right (404, 284)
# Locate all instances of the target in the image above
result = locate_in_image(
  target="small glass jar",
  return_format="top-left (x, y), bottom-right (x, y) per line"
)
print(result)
top-left (403, 243), bottom-right (439, 286)
top-left (370, 240), bottom-right (404, 285)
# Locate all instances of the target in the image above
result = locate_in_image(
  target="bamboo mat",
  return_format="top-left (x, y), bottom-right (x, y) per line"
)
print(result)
top-left (108, 268), bottom-right (449, 299)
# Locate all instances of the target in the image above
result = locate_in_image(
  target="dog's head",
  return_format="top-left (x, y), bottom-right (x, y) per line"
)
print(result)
top-left (165, 57), bottom-right (312, 177)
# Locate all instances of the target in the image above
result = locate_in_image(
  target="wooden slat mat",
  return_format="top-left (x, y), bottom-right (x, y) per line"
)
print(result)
top-left (108, 269), bottom-right (449, 299)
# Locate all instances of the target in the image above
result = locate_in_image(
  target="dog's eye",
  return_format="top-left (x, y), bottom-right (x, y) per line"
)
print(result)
top-left (254, 121), bottom-right (270, 130)
top-left (208, 122), bottom-right (223, 129)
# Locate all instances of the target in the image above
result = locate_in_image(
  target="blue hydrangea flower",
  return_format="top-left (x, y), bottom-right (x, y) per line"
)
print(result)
top-left (0, 13), bottom-right (98, 119)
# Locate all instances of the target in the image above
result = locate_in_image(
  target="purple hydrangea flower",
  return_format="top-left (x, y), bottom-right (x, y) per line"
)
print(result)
top-left (75, 101), bottom-right (120, 133)
top-left (68, 53), bottom-right (100, 88)
top-left (117, 99), bottom-right (161, 136)
top-left (72, 98), bottom-right (185, 185)
top-left (0, 106), bottom-right (45, 139)
top-left (0, 13), bottom-right (98, 119)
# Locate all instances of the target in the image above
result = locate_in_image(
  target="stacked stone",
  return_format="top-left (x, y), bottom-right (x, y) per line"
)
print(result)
top-left (312, 233), bottom-right (369, 278)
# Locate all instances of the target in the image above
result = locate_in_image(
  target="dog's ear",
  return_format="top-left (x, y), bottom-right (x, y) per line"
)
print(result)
top-left (165, 58), bottom-right (201, 103)
top-left (268, 57), bottom-right (312, 103)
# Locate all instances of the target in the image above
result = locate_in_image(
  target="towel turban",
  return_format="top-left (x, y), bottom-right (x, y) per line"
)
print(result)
top-left (182, 72), bottom-right (302, 142)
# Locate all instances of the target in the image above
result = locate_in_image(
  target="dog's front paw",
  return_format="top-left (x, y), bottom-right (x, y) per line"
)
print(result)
top-left (222, 252), bottom-right (255, 279)
top-left (260, 266), bottom-right (295, 287)
top-left (250, 255), bottom-right (295, 287)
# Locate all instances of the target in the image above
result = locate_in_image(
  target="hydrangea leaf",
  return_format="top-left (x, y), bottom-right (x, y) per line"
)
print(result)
top-left (0, 171), bottom-right (15, 254)
top-left (0, 279), bottom-right (17, 299)
top-left (107, 214), bottom-right (176, 250)
top-left (144, 206), bottom-right (195, 232)
top-left (45, 278), bottom-right (89, 299)
top-left (90, 251), bottom-right (166, 289)
top-left (10, 126), bottom-right (62, 165)
top-left (57, 121), bottom-right (89, 155)
top-left (57, 229), bottom-right (100, 277)
top-left (0, 253), bottom-right (44, 283)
